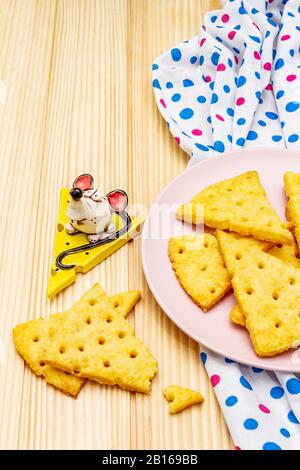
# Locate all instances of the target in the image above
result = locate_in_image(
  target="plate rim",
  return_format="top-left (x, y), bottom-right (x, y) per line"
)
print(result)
top-left (142, 147), bottom-right (300, 371)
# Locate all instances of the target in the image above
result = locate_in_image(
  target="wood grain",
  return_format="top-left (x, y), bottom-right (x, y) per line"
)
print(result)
top-left (0, 0), bottom-right (232, 449)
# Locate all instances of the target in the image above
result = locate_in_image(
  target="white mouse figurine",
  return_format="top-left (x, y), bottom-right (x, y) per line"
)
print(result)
top-left (65, 174), bottom-right (128, 243)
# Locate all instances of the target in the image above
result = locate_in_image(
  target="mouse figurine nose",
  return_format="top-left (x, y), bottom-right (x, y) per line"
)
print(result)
top-left (70, 188), bottom-right (83, 200)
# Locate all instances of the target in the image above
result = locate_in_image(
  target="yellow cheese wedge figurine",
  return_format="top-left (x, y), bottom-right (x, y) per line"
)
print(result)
top-left (163, 385), bottom-right (204, 414)
top-left (47, 174), bottom-right (144, 299)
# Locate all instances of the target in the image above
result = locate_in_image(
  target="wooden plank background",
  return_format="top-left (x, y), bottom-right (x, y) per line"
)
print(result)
top-left (0, 0), bottom-right (233, 450)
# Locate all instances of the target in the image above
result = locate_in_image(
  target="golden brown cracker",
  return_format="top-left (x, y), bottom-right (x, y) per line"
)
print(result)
top-left (232, 249), bottom-right (300, 356)
top-left (284, 171), bottom-right (300, 251)
top-left (169, 234), bottom-right (231, 311)
top-left (163, 385), bottom-right (204, 414)
top-left (177, 171), bottom-right (292, 244)
top-left (42, 296), bottom-right (157, 394)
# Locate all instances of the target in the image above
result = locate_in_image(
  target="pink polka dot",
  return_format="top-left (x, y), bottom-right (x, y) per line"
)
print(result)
top-left (259, 404), bottom-right (271, 414)
top-left (281, 34), bottom-right (291, 41)
top-left (192, 129), bottom-right (203, 136)
top-left (234, 56), bottom-right (239, 65)
top-left (287, 74), bottom-right (296, 82)
top-left (210, 375), bottom-right (220, 387)
top-left (175, 137), bottom-right (180, 145)
top-left (216, 114), bottom-right (225, 122)
top-left (200, 38), bottom-right (206, 47)
top-left (254, 51), bottom-right (261, 60)
top-left (263, 62), bottom-right (271, 71)
top-left (253, 22), bottom-right (260, 31)
top-left (217, 63), bottom-right (226, 71)
top-left (228, 31), bottom-right (236, 40)
top-left (205, 75), bottom-right (212, 83)
top-left (221, 14), bottom-right (230, 23)
top-left (236, 97), bottom-right (245, 106)
top-left (160, 98), bottom-right (167, 108)
top-left (266, 83), bottom-right (273, 91)
top-left (235, 446), bottom-right (241, 451)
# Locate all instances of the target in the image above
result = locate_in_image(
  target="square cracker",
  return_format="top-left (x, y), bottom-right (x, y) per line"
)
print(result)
top-left (177, 171), bottom-right (292, 245)
top-left (42, 296), bottom-right (157, 394)
top-left (169, 234), bottom-right (231, 311)
top-left (13, 284), bottom-right (141, 397)
top-left (284, 172), bottom-right (300, 251)
top-left (232, 249), bottom-right (300, 356)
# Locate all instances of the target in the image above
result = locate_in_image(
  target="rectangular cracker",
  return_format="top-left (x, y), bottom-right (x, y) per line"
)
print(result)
top-left (177, 171), bottom-right (292, 244)
top-left (232, 250), bottom-right (300, 357)
top-left (42, 296), bottom-right (157, 393)
top-left (169, 234), bottom-right (231, 311)
top-left (284, 172), bottom-right (300, 252)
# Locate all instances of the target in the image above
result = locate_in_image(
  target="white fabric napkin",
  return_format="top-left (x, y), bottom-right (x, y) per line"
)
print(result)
top-left (152, 0), bottom-right (300, 450)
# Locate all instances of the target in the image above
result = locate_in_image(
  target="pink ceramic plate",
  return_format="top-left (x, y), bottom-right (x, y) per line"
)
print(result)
top-left (142, 148), bottom-right (300, 372)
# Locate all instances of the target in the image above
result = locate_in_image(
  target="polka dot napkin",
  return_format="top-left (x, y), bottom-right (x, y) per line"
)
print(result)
top-left (152, 0), bottom-right (300, 450)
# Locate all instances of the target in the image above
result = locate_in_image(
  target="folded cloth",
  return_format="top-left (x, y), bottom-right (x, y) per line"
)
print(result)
top-left (153, 0), bottom-right (300, 450)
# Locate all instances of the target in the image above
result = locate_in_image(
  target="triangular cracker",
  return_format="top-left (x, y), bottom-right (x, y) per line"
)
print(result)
top-left (231, 249), bottom-right (300, 356)
top-left (177, 171), bottom-right (292, 244)
top-left (13, 284), bottom-right (141, 397)
top-left (42, 295), bottom-right (157, 393)
top-left (169, 234), bottom-right (231, 311)
top-left (163, 385), bottom-right (204, 414)
top-left (284, 172), bottom-right (300, 252)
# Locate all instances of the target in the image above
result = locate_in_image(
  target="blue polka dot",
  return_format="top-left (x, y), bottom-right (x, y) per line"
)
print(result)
top-left (214, 141), bottom-right (225, 153)
top-left (276, 90), bottom-right (284, 99)
top-left (223, 85), bottom-right (230, 93)
top-left (171, 48), bottom-right (182, 62)
top-left (290, 49), bottom-right (295, 57)
top-left (288, 410), bottom-right (299, 424)
top-left (255, 91), bottom-right (261, 100)
top-left (237, 118), bottom-right (246, 125)
top-left (288, 134), bottom-right (299, 143)
top-left (152, 63), bottom-right (158, 70)
top-left (252, 8), bottom-right (259, 14)
top-left (209, 81), bottom-right (215, 90)
top-left (200, 352), bottom-right (207, 365)
top-left (252, 367), bottom-right (263, 373)
top-left (244, 418), bottom-right (258, 430)
top-left (211, 93), bottom-right (218, 104)
top-left (225, 357), bottom-right (235, 363)
top-left (197, 95), bottom-right (206, 104)
top-left (280, 428), bottom-right (291, 438)
top-left (166, 81), bottom-right (173, 89)
top-left (233, 47), bottom-right (240, 54)
top-left (258, 120), bottom-right (266, 127)
top-left (236, 76), bottom-right (246, 88)
top-left (171, 93), bottom-right (181, 102)
top-left (240, 376), bottom-right (253, 390)
top-left (266, 112), bottom-right (278, 120)
top-left (234, 25), bottom-right (241, 31)
top-left (211, 15), bottom-right (217, 23)
top-left (286, 378), bottom-right (300, 395)
top-left (211, 52), bottom-right (220, 66)
top-left (281, 121), bottom-right (285, 128)
top-left (152, 79), bottom-right (161, 90)
top-left (228, 58), bottom-right (233, 68)
top-left (227, 134), bottom-right (233, 143)
top-left (216, 36), bottom-right (223, 43)
top-left (183, 79), bottom-right (194, 87)
top-left (255, 72), bottom-right (261, 80)
top-left (236, 137), bottom-right (245, 147)
top-left (179, 108), bottom-right (194, 120)
top-left (272, 135), bottom-right (282, 142)
top-left (286, 102), bottom-right (300, 113)
top-left (195, 143), bottom-right (209, 152)
top-left (275, 58), bottom-right (285, 70)
top-left (263, 442), bottom-right (281, 450)
top-left (270, 386), bottom-right (284, 399)
top-left (227, 107), bottom-right (234, 117)
top-left (190, 56), bottom-right (197, 64)
top-left (199, 55), bottom-right (204, 66)
top-left (225, 395), bottom-right (238, 407)
top-left (239, 6), bottom-right (247, 14)
top-left (207, 116), bottom-right (212, 124)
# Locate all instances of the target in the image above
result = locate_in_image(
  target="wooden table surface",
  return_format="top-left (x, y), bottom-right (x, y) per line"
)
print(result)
top-left (0, 0), bottom-right (233, 450)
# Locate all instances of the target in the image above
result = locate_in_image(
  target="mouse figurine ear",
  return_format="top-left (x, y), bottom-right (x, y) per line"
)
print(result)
top-left (106, 190), bottom-right (128, 212)
top-left (73, 174), bottom-right (94, 191)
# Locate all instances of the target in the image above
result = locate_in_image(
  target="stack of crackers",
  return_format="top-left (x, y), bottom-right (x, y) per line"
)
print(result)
top-left (170, 171), bottom-right (300, 358)
top-left (13, 284), bottom-right (157, 397)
